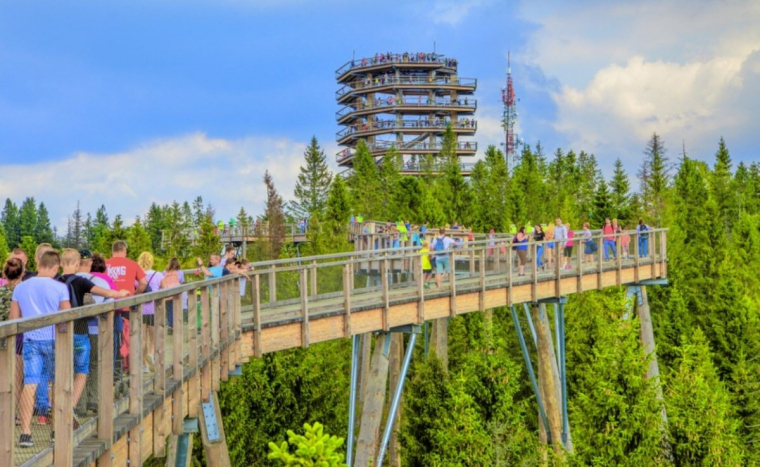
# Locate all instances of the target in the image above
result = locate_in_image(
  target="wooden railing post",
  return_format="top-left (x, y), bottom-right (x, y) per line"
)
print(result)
top-left (634, 231), bottom-right (641, 283)
top-left (311, 260), bottom-right (318, 296)
top-left (576, 240), bottom-right (583, 293)
top-left (154, 299), bottom-right (167, 457)
top-left (532, 243), bottom-right (539, 301)
top-left (55, 321), bottom-right (74, 467)
top-left (507, 247), bottom-right (514, 306)
top-left (220, 283), bottom-right (229, 383)
top-left (616, 232), bottom-right (623, 286)
top-left (201, 287), bottom-right (211, 402)
top-left (660, 230), bottom-right (668, 276)
top-left (227, 283), bottom-right (236, 372)
top-left (269, 266), bottom-right (277, 304)
top-left (0, 335), bottom-right (16, 467)
top-left (188, 291), bottom-right (199, 419)
top-left (597, 234), bottom-right (604, 290)
top-left (469, 246), bottom-right (475, 276)
top-left (554, 239), bottom-right (562, 297)
top-left (97, 311), bottom-right (115, 467)
top-left (343, 263), bottom-right (352, 337)
top-left (172, 295), bottom-right (184, 435)
top-left (381, 253), bottom-right (390, 331)
top-left (300, 269), bottom-right (310, 348)
top-left (450, 250), bottom-right (457, 318)
top-left (234, 277), bottom-right (243, 366)
top-left (252, 275), bottom-right (262, 357)
top-left (211, 285), bottom-right (221, 392)
top-left (479, 248), bottom-right (486, 312)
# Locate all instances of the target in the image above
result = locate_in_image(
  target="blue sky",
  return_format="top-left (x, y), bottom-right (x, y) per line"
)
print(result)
top-left (1, 0), bottom-right (758, 228)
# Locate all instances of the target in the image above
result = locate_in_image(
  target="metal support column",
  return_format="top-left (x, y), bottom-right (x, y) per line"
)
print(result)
top-left (346, 334), bottom-right (360, 466)
top-left (376, 330), bottom-right (419, 467)
top-left (510, 305), bottom-right (552, 443)
top-left (522, 302), bottom-right (537, 347)
top-left (558, 302), bottom-right (569, 448)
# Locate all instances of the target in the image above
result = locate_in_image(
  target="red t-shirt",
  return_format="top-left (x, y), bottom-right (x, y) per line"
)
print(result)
top-left (602, 224), bottom-right (615, 241)
top-left (106, 257), bottom-right (146, 294)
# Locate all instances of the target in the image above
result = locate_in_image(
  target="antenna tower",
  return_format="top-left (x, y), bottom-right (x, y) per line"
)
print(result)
top-left (501, 51), bottom-right (518, 169)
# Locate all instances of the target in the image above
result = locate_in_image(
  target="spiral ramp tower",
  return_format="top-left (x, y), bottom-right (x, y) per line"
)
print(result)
top-left (335, 52), bottom-right (477, 175)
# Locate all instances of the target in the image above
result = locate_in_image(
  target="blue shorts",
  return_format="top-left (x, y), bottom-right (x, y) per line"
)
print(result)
top-left (436, 256), bottom-right (451, 274)
top-left (23, 340), bottom-right (55, 385)
top-left (74, 334), bottom-right (91, 375)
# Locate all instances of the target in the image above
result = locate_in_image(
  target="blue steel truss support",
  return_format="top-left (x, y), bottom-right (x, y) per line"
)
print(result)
top-left (558, 302), bottom-right (570, 448)
top-left (346, 334), bottom-right (361, 466)
top-left (376, 329), bottom-right (419, 467)
top-left (510, 305), bottom-right (552, 443)
top-left (522, 303), bottom-right (537, 347)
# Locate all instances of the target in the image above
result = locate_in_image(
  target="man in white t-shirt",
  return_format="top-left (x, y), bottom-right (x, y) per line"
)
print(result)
top-left (433, 227), bottom-right (456, 288)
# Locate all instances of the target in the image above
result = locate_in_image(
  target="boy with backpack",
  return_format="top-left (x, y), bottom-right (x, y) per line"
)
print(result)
top-left (637, 219), bottom-right (651, 258)
top-left (433, 227), bottom-right (456, 288)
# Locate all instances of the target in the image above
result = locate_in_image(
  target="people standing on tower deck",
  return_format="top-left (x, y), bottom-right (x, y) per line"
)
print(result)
top-left (106, 241), bottom-right (148, 377)
top-left (533, 224), bottom-right (546, 270)
top-left (637, 219), bottom-right (651, 258)
top-left (602, 218), bottom-right (617, 260)
top-left (137, 252), bottom-right (163, 373)
top-left (220, 245), bottom-right (236, 268)
top-left (10, 251), bottom-right (70, 448)
top-left (582, 222), bottom-right (596, 264)
top-left (511, 227), bottom-right (528, 276)
top-left (433, 227), bottom-right (456, 289)
top-left (564, 223), bottom-right (575, 269)
top-left (621, 225), bottom-right (631, 259)
top-left (59, 249), bottom-right (129, 423)
top-left (554, 218), bottom-right (568, 269)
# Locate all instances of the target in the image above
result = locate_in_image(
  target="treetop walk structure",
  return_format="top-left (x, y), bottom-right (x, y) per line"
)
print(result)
top-left (0, 228), bottom-right (668, 466)
top-left (335, 52), bottom-right (477, 175)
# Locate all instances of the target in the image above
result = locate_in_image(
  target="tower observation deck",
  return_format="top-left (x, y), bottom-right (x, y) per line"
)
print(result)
top-left (335, 52), bottom-right (477, 175)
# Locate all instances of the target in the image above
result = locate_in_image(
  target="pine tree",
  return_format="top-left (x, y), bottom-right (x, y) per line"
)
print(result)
top-left (236, 207), bottom-right (252, 235)
top-left (34, 202), bottom-right (54, 246)
top-left (145, 203), bottom-right (167, 252)
top-left (1, 199), bottom-right (20, 248)
top-left (110, 215), bottom-right (128, 245)
top-left (18, 197), bottom-right (38, 239)
top-left (437, 125), bottom-right (471, 224)
top-left (192, 196), bottom-right (205, 229)
top-left (164, 202), bottom-right (191, 260)
top-left (610, 158), bottom-right (632, 222)
top-left (665, 329), bottom-right (744, 465)
top-left (288, 136), bottom-right (333, 220)
top-left (127, 217), bottom-right (152, 260)
top-left (264, 170), bottom-right (286, 259)
top-left (377, 146), bottom-right (402, 220)
top-left (19, 236), bottom-right (38, 271)
top-left (323, 175), bottom-right (352, 238)
top-left (194, 214), bottom-right (220, 261)
top-left (69, 201), bottom-right (84, 249)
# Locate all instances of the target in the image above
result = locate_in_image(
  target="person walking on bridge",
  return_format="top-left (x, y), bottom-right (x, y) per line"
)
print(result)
top-left (554, 219), bottom-right (569, 269)
top-left (602, 218), bottom-right (617, 260)
top-left (433, 227), bottom-right (457, 288)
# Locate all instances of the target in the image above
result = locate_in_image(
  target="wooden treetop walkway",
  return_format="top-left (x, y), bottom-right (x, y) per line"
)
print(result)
top-left (0, 228), bottom-right (667, 467)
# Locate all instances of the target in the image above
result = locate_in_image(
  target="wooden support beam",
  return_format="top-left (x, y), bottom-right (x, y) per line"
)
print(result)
top-left (479, 249), bottom-right (486, 313)
top-left (507, 248), bottom-right (514, 306)
top-left (416, 257), bottom-right (425, 324)
top-left (97, 312), bottom-right (114, 467)
top-left (173, 295), bottom-right (184, 435)
top-left (227, 284), bottom-right (236, 372)
top-left (555, 242), bottom-right (561, 297)
top-left (388, 333), bottom-right (403, 467)
top-left (343, 263), bottom-right (352, 337)
top-left (54, 321), bottom-right (74, 467)
top-left (597, 236), bottom-right (604, 290)
top-left (300, 269), bottom-right (310, 349)
top-left (0, 335), bottom-right (15, 467)
top-left (660, 230), bottom-right (667, 277)
top-left (616, 233), bottom-right (623, 286)
top-left (354, 334), bottom-right (391, 467)
top-left (128, 306), bottom-right (143, 465)
top-left (532, 243), bottom-right (538, 302)
top-left (576, 244), bottom-right (583, 293)
top-left (199, 392), bottom-right (232, 467)
top-left (154, 299), bottom-right (167, 457)
top-left (469, 248), bottom-right (475, 276)
top-left (252, 275), bottom-right (262, 357)
top-left (234, 278), bottom-right (243, 366)
top-left (188, 291), bottom-right (199, 419)
top-left (634, 232), bottom-right (641, 283)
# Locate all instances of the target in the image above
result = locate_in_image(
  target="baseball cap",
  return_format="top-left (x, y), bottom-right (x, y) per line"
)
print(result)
top-left (79, 249), bottom-right (93, 260)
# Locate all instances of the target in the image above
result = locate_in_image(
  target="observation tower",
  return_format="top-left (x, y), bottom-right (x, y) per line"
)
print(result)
top-left (335, 52), bottom-right (478, 175)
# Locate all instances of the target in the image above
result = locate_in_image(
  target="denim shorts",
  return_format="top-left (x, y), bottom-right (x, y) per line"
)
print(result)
top-left (436, 256), bottom-right (451, 274)
top-left (74, 334), bottom-right (91, 375)
top-left (23, 340), bottom-right (55, 385)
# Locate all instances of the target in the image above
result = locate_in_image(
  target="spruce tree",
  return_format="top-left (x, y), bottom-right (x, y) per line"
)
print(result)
top-left (264, 170), bottom-right (286, 259)
top-left (323, 175), bottom-right (352, 238)
top-left (145, 203), bottom-right (167, 252)
top-left (194, 215), bottom-right (220, 261)
top-left (19, 236), bottom-right (38, 270)
top-left (710, 137), bottom-right (737, 230)
top-left (665, 329), bottom-right (743, 465)
top-left (591, 178), bottom-right (612, 226)
top-left (288, 136), bottom-right (332, 220)
top-left (127, 217), bottom-right (152, 259)
top-left (347, 140), bottom-right (381, 219)
top-left (639, 133), bottom-right (670, 225)
top-left (437, 125), bottom-right (471, 224)
top-left (18, 197), bottom-right (38, 239)
top-left (34, 202), bottom-right (54, 246)
top-left (192, 196), bottom-right (205, 229)
top-left (610, 158), bottom-right (632, 222)
top-left (1, 199), bottom-right (20, 248)
top-left (0, 222), bottom-right (9, 262)
top-left (377, 146), bottom-right (402, 220)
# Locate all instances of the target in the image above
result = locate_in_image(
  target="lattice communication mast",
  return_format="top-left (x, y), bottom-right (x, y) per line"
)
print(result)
top-left (501, 52), bottom-right (518, 169)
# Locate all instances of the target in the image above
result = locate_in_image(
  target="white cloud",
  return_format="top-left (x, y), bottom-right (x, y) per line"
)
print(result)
top-left (520, 0), bottom-right (760, 168)
top-left (431, 0), bottom-right (488, 25)
top-left (0, 133), bottom-right (309, 231)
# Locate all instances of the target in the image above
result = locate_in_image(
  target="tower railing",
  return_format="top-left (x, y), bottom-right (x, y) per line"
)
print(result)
top-left (336, 76), bottom-right (477, 99)
top-left (336, 98), bottom-right (477, 120)
top-left (336, 119), bottom-right (477, 140)
top-left (335, 53), bottom-right (458, 78)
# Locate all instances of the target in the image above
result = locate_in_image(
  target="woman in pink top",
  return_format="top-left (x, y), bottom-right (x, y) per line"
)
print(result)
top-left (620, 225), bottom-right (631, 259)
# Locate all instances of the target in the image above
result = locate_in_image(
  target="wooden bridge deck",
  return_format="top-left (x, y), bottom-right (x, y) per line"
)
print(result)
top-left (0, 229), bottom-right (667, 467)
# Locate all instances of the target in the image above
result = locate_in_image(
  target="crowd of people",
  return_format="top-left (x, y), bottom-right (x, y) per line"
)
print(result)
top-left (345, 52), bottom-right (458, 70)
top-left (0, 241), bottom-right (251, 448)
